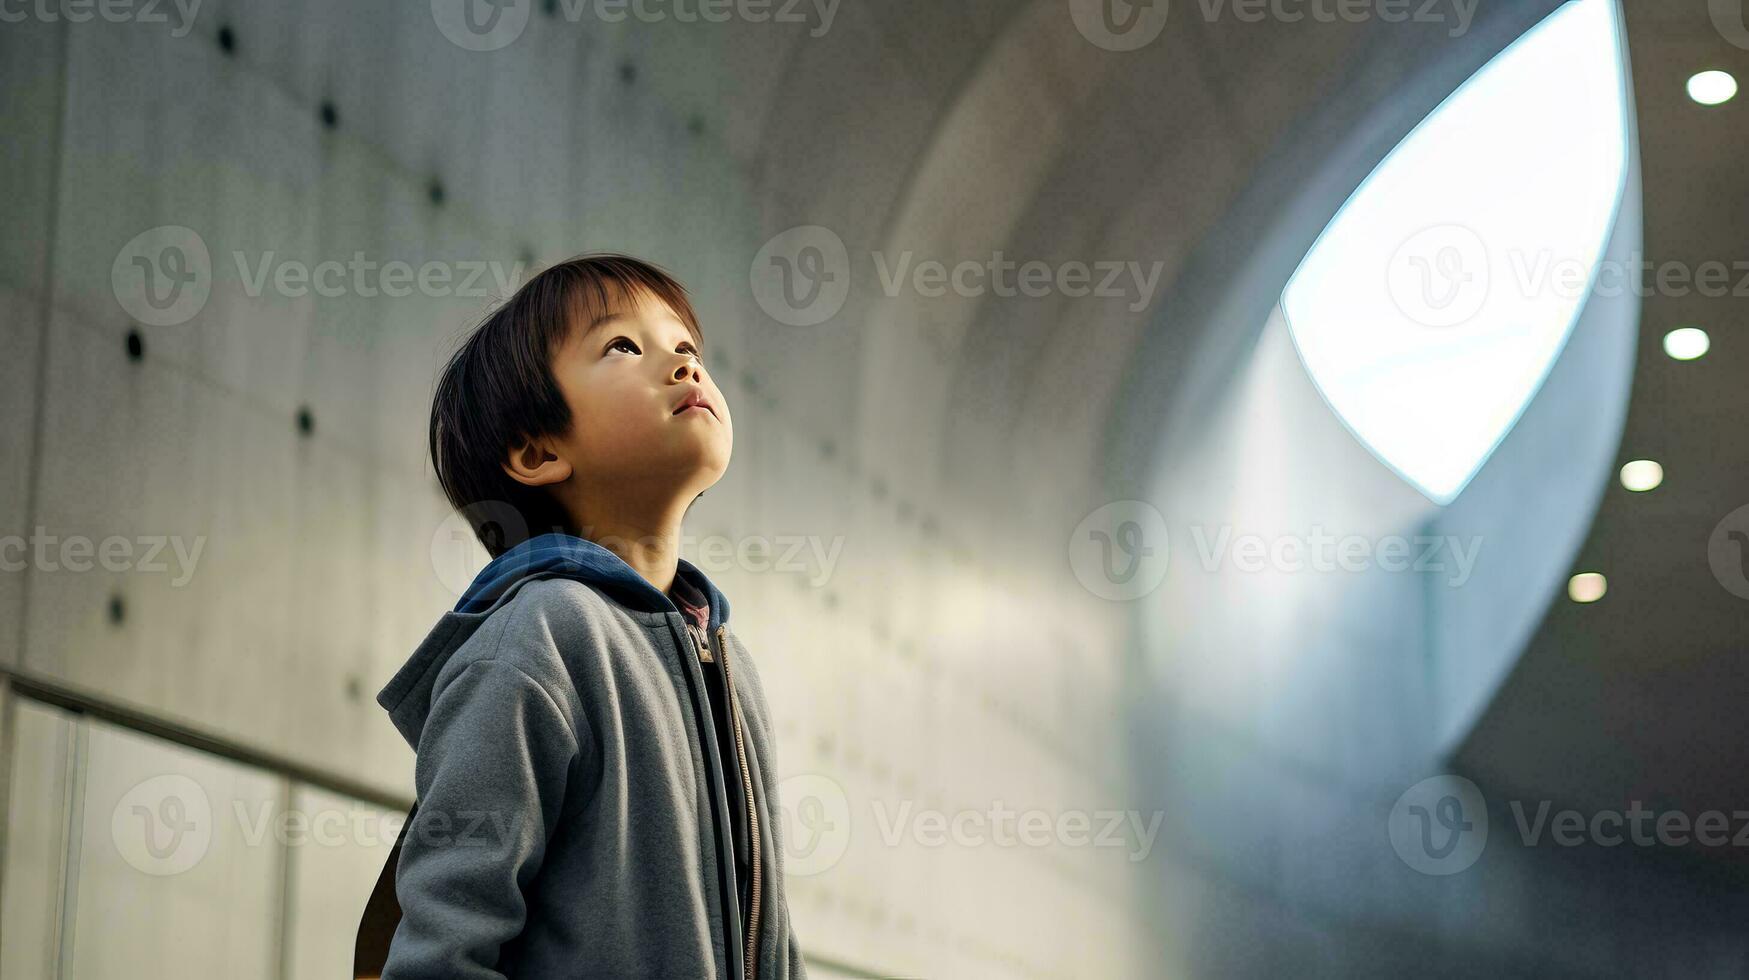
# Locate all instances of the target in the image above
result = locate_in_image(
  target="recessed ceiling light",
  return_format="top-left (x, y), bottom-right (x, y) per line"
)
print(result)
top-left (1687, 69), bottom-right (1737, 105)
top-left (1619, 459), bottom-right (1663, 492)
top-left (1663, 326), bottom-right (1710, 360)
top-left (1568, 572), bottom-right (1607, 603)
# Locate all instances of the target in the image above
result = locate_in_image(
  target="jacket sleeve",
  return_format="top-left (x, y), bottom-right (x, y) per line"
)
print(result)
top-left (382, 657), bottom-right (580, 979)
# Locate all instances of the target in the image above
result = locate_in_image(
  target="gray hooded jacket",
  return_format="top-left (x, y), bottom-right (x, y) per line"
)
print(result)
top-left (375, 532), bottom-right (807, 979)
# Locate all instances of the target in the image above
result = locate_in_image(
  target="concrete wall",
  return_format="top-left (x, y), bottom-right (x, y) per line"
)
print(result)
top-left (0, 2), bottom-right (1143, 976)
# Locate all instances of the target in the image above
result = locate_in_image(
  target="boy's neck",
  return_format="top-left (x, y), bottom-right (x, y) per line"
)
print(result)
top-left (571, 491), bottom-right (691, 595)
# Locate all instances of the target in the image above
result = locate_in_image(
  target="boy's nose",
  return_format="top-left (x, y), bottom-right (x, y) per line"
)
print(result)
top-left (673, 360), bottom-right (700, 382)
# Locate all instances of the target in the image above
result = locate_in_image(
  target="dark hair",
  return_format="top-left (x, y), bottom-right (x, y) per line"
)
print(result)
top-left (429, 253), bottom-right (704, 558)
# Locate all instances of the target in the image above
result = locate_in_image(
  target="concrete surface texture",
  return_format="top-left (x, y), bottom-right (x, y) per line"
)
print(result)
top-left (5, 0), bottom-right (1749, 978)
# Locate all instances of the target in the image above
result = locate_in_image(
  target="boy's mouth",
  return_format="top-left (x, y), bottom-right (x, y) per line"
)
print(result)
top-left (672, 388), bottom-right (718, 420)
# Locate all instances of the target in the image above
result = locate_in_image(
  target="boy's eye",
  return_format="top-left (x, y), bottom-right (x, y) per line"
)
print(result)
top-left (605, 336), bottom-right (701, 360)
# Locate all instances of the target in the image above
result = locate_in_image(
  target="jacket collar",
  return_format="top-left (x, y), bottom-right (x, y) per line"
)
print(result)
top-left (454, 531), bottom-right (731, 630)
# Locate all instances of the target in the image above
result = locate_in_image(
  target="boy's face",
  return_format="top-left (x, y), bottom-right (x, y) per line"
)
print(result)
top-left (545, 287), bottom-right (732, 501)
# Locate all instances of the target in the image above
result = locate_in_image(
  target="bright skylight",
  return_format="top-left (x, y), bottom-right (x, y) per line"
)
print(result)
top-left (1280, 0), bottom-right (1630, 505)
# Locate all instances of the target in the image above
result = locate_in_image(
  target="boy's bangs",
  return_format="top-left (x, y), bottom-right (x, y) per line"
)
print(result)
top-left (556, 263), bottom-right (703, 352)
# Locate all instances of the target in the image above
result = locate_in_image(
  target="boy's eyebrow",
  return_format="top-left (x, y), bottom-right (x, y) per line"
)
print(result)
top-left (579, 309), bottom-right (699, 347)
top-left (580, 312), bottom-right (628, 338)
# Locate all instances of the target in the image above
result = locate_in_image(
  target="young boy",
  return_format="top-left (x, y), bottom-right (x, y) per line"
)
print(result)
top-left (371, 255), bottom-right (806, 978)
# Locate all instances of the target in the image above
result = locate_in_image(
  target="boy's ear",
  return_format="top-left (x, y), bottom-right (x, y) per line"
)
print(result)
top-left (501, 436), bottom-right (573, 487)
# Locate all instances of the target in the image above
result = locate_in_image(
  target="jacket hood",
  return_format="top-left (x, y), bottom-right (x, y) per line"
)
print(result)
top-left (376, 532), bottom-right (732, 749)
top-left (452, 532), bottom-right (732, 626)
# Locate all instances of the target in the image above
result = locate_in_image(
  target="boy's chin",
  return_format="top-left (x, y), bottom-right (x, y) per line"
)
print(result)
top-left (677, 433), bottom-right (731, 471)
top-left (666, 447), bottom-right (731, 487)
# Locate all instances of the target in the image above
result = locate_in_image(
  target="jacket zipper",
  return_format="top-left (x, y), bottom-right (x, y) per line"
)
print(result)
top-left (686, 621), bottom-right (761, 980)
top-left (714, 625), bottom-right (762, 980)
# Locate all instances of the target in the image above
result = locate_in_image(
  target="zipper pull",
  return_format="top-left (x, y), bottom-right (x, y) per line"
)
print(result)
top-left (691, 623), bottom-right (714, 662)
